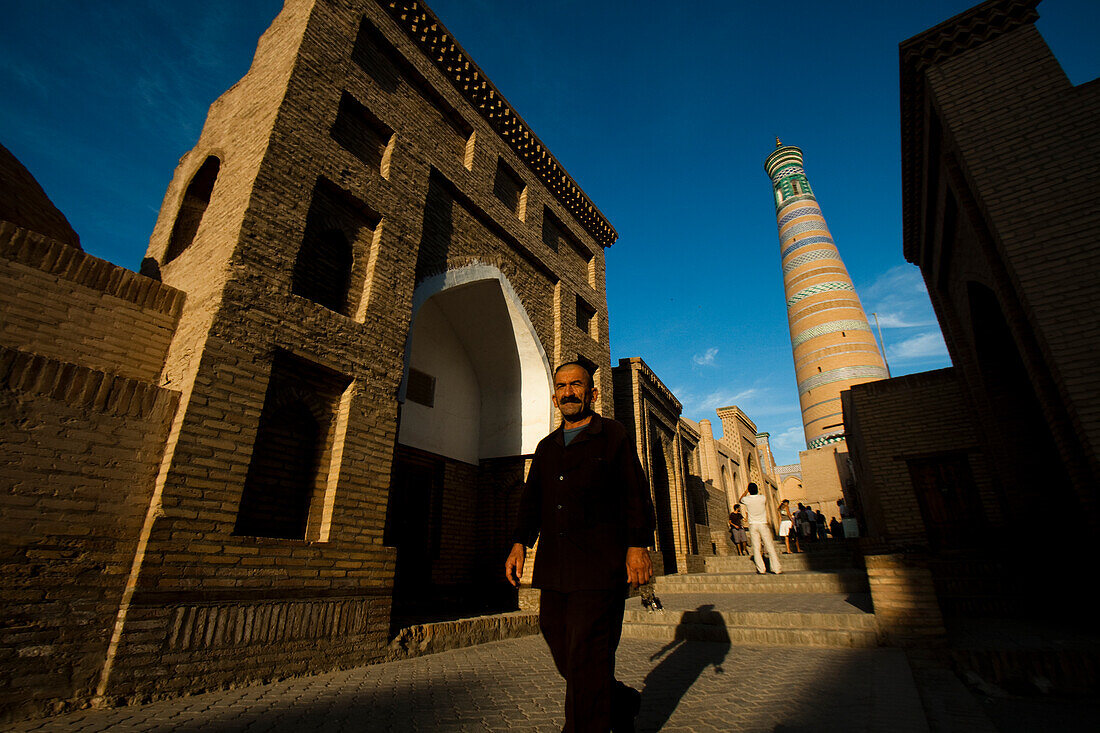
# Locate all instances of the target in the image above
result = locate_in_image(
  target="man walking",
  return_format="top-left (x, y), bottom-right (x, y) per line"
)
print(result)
top-left (739, 483), bottom-right (782, 575)
top-left (505, 362), bottom-right (656, 732)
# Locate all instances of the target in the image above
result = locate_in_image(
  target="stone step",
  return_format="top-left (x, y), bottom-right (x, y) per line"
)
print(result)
top-left (622, 592), bottom-right (879, 648)
top-left (621, 620), bottom-right (880, 648)
top-left (702, 552), bottom-right (862, 574)
top-left (655, 569), bottom-right (870, 595)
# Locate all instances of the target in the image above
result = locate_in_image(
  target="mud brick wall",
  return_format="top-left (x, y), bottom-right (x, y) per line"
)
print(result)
top-left (0, 223), bottom-right (184, 383)
top-left (843, 368), bottom-right (998, 546)
top-left (864, 553), bottom-right (946, 647)
top-left (0, 348), bottom-right (179, 722)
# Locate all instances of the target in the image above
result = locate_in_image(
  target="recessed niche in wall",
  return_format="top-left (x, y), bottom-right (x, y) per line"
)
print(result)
top-left (164, 155), bottom-right (220, 263)
top-left (330, 92), bottom-right (395, 178)
top-left (544, 206), bottom-right (595, 285)
top-left (493, 157), bottom-right (527, 220)
top-left (352, 16), bottom-right (473, 164)
top-left (575, 355), bottom-right (599, 386)
top-left (234, 351), bottom-right (352, 541)
top-left (406, 367), bottom-right (436, 408)
top-left (542, 207), bottom-right (564, 252)
top-left (292, 178), bottom-right (381, 316)
top-left (576, 294), bottom-right (597, 338)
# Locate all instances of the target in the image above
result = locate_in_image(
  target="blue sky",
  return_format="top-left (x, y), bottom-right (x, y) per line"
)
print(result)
top-left (2, 1), bottom-right (1096, 466)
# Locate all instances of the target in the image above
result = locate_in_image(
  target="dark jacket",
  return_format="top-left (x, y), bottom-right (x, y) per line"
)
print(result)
top-left (512, 414), bottom-right (656, 591)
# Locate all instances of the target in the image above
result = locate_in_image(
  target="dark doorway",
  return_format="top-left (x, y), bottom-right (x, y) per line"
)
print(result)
top-left (906, 452), bottom-right (984, 552)
top-left (385, 446), bottom-right (444, 621)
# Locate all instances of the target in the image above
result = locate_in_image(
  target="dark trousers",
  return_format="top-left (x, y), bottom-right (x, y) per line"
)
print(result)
top-left (539, 588), bottom-right (632, 733)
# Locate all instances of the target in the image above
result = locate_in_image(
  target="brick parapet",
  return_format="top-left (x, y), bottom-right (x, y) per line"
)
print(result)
top-left (1, 223), bottom-right (184, 383)
top-left (0, 221), bottom-right (184, 316)
top-left (0, 346), bottom-right (179, 420)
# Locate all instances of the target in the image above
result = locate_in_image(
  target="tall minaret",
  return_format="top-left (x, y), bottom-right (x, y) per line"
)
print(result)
top-left (765, 141), bottom-right (888, 449)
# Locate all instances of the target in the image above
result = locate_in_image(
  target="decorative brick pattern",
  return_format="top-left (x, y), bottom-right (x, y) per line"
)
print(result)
top-left (786, 281), bottom-right (855, 307)
top-left (777, 205), bottom-right (821, 226)
top-left (806, 433), bottom-right (845, 450)
top-left (798, 365), bottom-right (890, 395)
top-left (781, 236), bottom-right (835, 259)
top-left (165, 597), bottom-right (375, 651)
top-left (790, 320), bottom-right (873, 349)
top-left (779, 219), bottom-right (830, 245)
top-left (782, 247), bottom-right (841, 274)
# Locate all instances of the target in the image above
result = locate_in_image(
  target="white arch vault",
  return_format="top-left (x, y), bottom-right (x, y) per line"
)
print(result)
top-left (397, 264), bottom-right (552, 464)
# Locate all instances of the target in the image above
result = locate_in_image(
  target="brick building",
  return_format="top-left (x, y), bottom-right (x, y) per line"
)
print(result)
top-left (1, 0), bottom-right (622, 719)
top-left (843, 0), bottom-right (1098, 630)
top-left (611, 358), bottom-right (781, 574)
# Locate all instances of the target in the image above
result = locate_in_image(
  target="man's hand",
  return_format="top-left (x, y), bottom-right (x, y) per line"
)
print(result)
top-left (505, 543), bottom-right (526, 587)
top-left (626, 546), bottom-right (653, 588)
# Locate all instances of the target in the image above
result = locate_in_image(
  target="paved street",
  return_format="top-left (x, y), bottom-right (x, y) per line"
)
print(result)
top-left (11, 635), bottom-right (928, 733)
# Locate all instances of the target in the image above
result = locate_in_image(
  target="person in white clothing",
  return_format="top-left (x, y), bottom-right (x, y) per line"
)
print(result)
top-left (739, 483), bottom-right (782, 574)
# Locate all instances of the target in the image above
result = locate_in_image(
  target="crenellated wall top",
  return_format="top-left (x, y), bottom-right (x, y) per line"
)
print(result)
top-left (378, 1), bottom-right (618, 247)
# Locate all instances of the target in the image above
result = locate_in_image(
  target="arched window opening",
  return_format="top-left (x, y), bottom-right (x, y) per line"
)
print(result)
top-left (165, 156), bottom-right (220, 263)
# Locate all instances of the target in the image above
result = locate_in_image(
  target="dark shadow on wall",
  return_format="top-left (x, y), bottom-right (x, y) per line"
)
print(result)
top-left (638, 604), bottom-right (730, 731)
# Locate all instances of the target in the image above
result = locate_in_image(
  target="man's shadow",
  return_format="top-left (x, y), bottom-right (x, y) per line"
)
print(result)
top-left (638, 604), bottom-right (731, 731)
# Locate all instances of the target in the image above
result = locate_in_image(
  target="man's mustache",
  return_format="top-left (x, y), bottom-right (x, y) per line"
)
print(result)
top-left (559, 396), bottom-right (583, 404)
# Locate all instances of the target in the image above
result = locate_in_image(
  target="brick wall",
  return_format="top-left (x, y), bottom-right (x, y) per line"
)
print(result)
top-left (901, 8), bottom-right (1099, 527)
top-left (2, 0), bottom-right (624, 713)
top-left (97, 0), bottom-right (617, 701)
top-left (0, 348), bottom-right (179, 721)
top-left (864, 554), bottom-right (946, 647)
top-left (797, 444), bottom-right (850, 524)
top-left (0, 223), bottom-right (184, 382)
top-left (843, 368), bottom-right (997, 547)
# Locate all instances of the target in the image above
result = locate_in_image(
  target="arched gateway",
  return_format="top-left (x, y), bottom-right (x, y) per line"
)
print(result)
top-left (386, 265), bottom-right (552, 620)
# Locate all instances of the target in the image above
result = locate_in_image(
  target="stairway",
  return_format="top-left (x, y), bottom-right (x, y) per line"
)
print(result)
top-left (623, 541), bottom-right (879, 649)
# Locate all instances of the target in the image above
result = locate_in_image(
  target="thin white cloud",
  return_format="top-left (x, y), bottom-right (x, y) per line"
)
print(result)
top-left (768, 425), bottom-right (806, 464)
top-left (869, 310), bottom-right (933, 329)
top-left (692, 347), bottom-right (719, 366)
top-left (861, 265), bottom-right (937, 330)
top-left (888, 331), bottom-right (949, 362)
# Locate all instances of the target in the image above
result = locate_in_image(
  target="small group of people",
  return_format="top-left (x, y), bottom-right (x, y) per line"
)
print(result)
top-left (732, 497), bottom-right (845, 559)
top-left (776, 500), bottom-right (834, 552)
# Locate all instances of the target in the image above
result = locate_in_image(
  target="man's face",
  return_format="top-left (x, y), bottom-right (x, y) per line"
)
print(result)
top-left (553, 365), bottom-right (597, 422)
